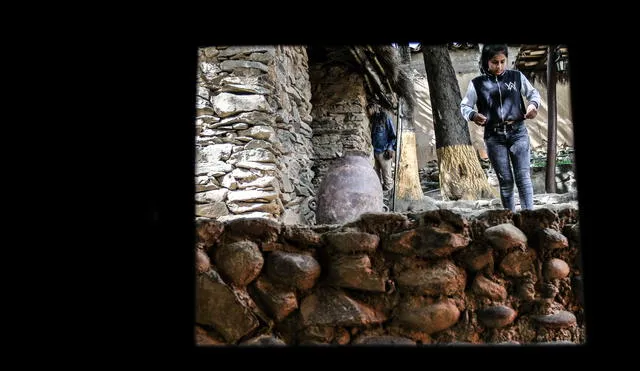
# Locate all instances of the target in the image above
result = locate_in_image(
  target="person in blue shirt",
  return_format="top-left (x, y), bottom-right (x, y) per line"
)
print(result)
top-left (460, 44), bottom-right (541, 212)
top-left (367, 102), bottom-right (397, 192)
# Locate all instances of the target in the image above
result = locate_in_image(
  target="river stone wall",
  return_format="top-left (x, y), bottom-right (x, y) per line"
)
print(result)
top-left (195, 204), bottom-right (584, 345)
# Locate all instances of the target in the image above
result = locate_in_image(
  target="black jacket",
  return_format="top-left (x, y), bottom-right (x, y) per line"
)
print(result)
top-left (461, 69), bottom-right (541, 128)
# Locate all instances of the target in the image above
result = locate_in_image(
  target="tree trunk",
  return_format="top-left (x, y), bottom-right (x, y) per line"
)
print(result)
top-left (394, 44), bottom-right (424, 205)
top-left (421, 44), bottom-right (495, 200)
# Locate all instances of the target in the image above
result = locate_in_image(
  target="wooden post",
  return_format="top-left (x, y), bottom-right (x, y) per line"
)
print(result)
top-left (392, 100), bottom-right (402, 211)
top-left (392, 44), bottom-right (424, 211)
top-left (545, 45), bottom-right (557, 193)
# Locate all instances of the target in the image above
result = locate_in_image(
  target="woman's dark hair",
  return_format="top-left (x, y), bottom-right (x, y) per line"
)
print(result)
top-left (479, 44), bottom-right (509, 74)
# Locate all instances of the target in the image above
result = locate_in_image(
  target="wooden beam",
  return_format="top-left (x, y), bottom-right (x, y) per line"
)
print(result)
top-left (349, 46), bottom-right (393, 108)
top-left (545, 45), bottom-right (558, 193)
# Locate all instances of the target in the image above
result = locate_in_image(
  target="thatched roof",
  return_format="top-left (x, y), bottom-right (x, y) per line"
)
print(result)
top-left (307, 45), bottom-right (415, 114)
top-left (514, 44), bottom-right (570, 85)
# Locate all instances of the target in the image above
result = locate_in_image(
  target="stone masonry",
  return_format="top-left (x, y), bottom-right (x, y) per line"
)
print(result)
top-left (308, 63), bottom-right (372, 193)
top-left (195, 203), bottom-right (584, 345)
top-left (195, 46), bottom-right (315, 225)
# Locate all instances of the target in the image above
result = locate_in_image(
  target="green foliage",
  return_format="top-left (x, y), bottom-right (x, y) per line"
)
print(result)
top-left (530, 148), bottom-right (574, 168)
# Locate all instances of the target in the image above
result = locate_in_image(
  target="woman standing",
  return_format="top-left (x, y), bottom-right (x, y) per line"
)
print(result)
top-left (460, 44), bottom-right (541, 212)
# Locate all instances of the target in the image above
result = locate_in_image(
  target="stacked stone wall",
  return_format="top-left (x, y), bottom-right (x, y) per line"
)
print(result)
top-left (195, 46), bottom-right (315, 224)
top-left (195, 205), bottom-right (584, 345)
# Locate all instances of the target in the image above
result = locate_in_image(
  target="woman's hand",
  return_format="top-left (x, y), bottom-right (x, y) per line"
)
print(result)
top-left (472, 112), bottom-right (487, 126)
top-left (525, 104), bottom-right (538, 119)
top-left (383, 149), bottom-right (395, 160)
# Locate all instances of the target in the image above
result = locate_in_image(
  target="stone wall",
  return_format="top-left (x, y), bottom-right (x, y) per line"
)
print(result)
top-left (195, 204), bottom-right (584, 345)
top-left (531, 164), bottom-right (577, 194)
top-left (195, 46), bottom-right (315, 224)
top-left (308, 64), bottom-right (373, 193)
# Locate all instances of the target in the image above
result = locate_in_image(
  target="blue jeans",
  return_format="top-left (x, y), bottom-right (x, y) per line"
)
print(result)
top-left (485, 122), bottom-right (533, 212)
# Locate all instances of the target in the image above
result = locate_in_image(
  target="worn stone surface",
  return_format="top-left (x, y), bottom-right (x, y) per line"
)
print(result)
top-left (324, 230), bottom-right (380, 254)
top-left (477, 305), bottom-right (517, 328)
top-left (459, 246), bottom-right (494, 272)
top-left (196, 248), bottom-right (211, 274)
top-left (516, 277), bottom-right (537, 302)
top-left (544, 258), bottom-right (570, 280)
top-left (384, 229), bottom-right (418, 256)
top-left (250, 276), bottom-right (298, 322)
top-left (196, 203), bottom-right (230, 218)
top-left (345, 212), bottom-right (412, 236)
top-left (468, 209), bottom-right (513, 240)
top-left (555, 205), bottom-right (578, 228)
top-left (533, 311), bottom-right (577, 329)
top-left (196, 162), bottom-right (234, 176)
top-left (418, 209), bottom-right (470, 234)
top-left (484, 223), bottom-right (528, 251)
top-left (327, 254), bottom-right (386, 292)
top-left (395, 298), bottom-right (460, 334)
top-left (333, 327), bottom-right (351, 345)
top-left (240, 335), bottom-right (287, 346)
top-left (472, 274), bottom-right (507, 301)
top-left (265, 251), bottom-right (321, 290)
top-left (223, 217), bottom-right (282, 244)
top-left (413, 225), bottom-right (471, 258)
top-left (196, 218), bottom-right (225, 249)
top-left (195, 189), bottom-right (229, 204)
top-left (539, 228), bottom-right (569, 250)
top-left (515, 208), bottom-right (559, 236)
top-left (195, 326), bottom-right (226, 346)
top-left (214, 240), bottom-right (264, 286)
top-left (281, 225), bottom-right (323, 247)
top-left (298, 325), bottom-right (335, 344)
top-left (395, 259), bottom-right (466, 296)
top-left (499, 249), bottom-right (537, 278)
top-left (299, 288), bottom-right (386, 327)
top-left (195, 270), bottom-right (259, 343)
